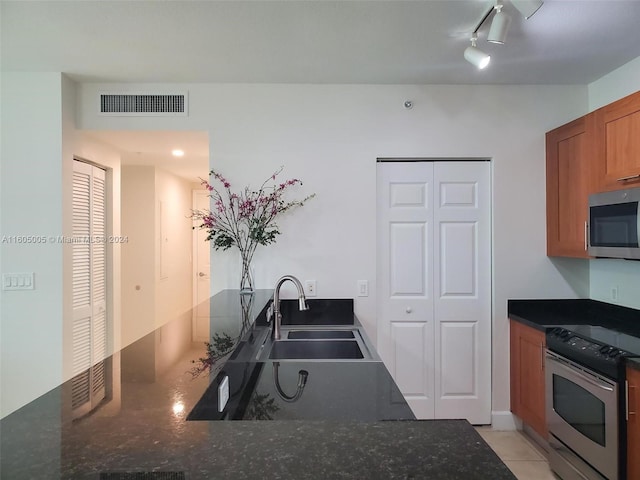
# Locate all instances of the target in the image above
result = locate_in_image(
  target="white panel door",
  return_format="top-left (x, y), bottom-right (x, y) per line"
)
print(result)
top-left (192, 190), bottom-right (211, 342)
top-left (377, 160), bottom-right (491, 423)
top-left (433, 161), bottom-right (491, 424)
top-left (376, 162), bottom-right (434, 419)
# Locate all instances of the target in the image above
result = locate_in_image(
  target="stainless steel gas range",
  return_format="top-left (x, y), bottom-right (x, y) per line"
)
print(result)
top-left (546, 325), bottom-right (640, 480)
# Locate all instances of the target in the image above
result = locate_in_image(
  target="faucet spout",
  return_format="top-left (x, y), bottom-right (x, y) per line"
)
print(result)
top-left (272, 275), bottom-right (308, 340)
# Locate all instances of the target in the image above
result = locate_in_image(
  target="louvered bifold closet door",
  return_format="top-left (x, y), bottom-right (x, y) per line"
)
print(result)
top-left (90, 169), bottom-right (106, 403)
top-left (71, 160), bottom-right (106, 417)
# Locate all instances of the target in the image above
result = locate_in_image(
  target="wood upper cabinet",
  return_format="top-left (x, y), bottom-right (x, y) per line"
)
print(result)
top-left (545, 90), bottom-right (640, 258)
top-left (628, 365), bottom-right (640, 480)
top-left (594, 90), bottom-right (640, 192)
top-left (510, 320), bottom-right (547, 439)
top-left (546, 114), bottom-right (595, 258)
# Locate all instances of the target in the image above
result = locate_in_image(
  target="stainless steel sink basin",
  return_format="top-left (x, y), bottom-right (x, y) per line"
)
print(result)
top-left (269, 340), bottom-right (364, 359)
top-left (255, 326), bottom-right (379, 362)
top-left (286, 330), bottom-right (355, 340)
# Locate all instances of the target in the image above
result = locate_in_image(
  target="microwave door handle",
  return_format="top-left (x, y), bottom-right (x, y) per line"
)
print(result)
top-left (545, 354), bottom-right (614, 392)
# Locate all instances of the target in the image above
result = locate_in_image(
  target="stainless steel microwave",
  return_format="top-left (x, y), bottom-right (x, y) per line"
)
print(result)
top-left (588, 187), bottom-right (640, 259)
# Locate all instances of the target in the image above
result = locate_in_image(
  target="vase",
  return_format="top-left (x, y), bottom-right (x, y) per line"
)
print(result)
top-left (239, 255), bottom-right (254, 295)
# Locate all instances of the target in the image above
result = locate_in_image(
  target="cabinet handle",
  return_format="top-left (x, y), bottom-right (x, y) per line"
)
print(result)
top-left (629, 381), bottom-right (637, 421)
top-left (617, 174), bottom-right (640, 182)
top-left (584, 222), bottom-right (588, 251)
top-left (540, 343), bottom-right (545, 372)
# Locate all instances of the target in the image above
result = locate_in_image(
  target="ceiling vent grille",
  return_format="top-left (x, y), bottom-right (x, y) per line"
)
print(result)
top-left (98, 92), bottom-right (188, 116)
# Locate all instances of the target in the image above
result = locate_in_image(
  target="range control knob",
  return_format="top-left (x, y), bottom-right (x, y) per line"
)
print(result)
top-left (608, 349), bottom-right (622, 359)
top-left (551, 328), bottom-right (568, 339)
top-left (599, 345), bottom-right (612, 355)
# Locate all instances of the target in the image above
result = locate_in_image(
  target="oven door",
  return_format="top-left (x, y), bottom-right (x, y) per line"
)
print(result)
top-left (545, 351), bottom-right (618, 480)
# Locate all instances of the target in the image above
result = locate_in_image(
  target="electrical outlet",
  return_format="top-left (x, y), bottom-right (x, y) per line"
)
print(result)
top-left (305, 280), bottom-right (317, 297)
top-left (611, 285), bottom-right (619, 301)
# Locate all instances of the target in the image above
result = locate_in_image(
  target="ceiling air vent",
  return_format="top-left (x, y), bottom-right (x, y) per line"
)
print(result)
top-left (98, 92), bottom-right (188, 116)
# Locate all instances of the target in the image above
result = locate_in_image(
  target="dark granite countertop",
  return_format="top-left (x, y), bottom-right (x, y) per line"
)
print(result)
top-left (0, 290), bottom-right (515, 479)
top-left (508, 298), bottom-right (640, 335)
top-left (508, 298), bottom-right (640, 370)
top-left (189, 360), bottom-right (416, 422)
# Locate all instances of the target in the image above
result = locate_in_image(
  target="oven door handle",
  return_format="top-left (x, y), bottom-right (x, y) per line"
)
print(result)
top-left (545, 353), bottom-right (614, 392)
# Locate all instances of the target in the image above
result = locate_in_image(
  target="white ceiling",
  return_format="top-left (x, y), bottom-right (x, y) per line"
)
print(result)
top-left (85, 130), bottom-right (210, 183)
top-left (3, 0), bottom-right (640, 179)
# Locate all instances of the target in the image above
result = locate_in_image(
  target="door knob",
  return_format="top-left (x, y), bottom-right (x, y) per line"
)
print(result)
top-left (406, 307), bottom-right (413, 313)
top-left (199, 272), bottom-right (206, 277)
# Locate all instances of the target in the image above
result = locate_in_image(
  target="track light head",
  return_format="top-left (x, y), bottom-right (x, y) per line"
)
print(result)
top-left (464, 36), bottom-right (490, 69)
top-left (488, 4), bottom-right (511, 44)
top-left (511, 0), bottom-right (543, 19)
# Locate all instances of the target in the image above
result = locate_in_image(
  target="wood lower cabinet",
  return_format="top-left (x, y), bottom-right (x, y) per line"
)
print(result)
top-left (594, 90), bottom-right (640, 192)
top-left (628, 366), bottom-right (640, 479)
top-left (546, 114), bottom-right (595, 258)
top-left (510, 319), bottom-right (547, 439)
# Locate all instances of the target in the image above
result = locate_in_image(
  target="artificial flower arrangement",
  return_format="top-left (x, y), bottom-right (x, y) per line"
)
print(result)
top-left (191, 166), bottom-right (315, 292)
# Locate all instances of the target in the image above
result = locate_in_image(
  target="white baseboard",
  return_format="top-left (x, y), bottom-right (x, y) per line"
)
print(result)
top-left (491, 411), bottom-right (522, 431)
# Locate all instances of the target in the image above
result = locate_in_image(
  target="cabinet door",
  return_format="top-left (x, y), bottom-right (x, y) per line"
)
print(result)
top-left (628, 366), bottom-right (640, 480)
top-left (546, 115), bottom-right (593, 258)
top-left (510, 320), bottom-right (547, 438)
top-left (595, 91), bottom-right (640, 191)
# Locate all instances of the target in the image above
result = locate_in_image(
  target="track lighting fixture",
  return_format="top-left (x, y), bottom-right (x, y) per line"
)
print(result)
top-left (464, 35), bottom-right (490, 69)
top-left (488, 2), bottom-right (511, 44)
top-left (461, 0), bottom-right (542, 69)
top-left (511, 0), bottom-right (544, 19)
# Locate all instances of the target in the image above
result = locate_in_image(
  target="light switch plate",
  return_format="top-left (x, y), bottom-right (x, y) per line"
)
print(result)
top-left (218, 375), bottom-right (229, 412)
top-left (357, 280), bottom-right (369, 297)
top-left (2, 273), bottom-right (35, 290)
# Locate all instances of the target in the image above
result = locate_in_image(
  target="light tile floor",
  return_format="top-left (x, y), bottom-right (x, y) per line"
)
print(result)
top-left (475, 427), bottom-right (560, 480)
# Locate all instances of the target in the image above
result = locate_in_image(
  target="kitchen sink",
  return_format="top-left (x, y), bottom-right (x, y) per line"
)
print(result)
top-left (269, 340), bottom-right (364, 360)
top-left (286, 330), bottom-right (355, 340)
top-left (255, 326), bottom-right (378, 362)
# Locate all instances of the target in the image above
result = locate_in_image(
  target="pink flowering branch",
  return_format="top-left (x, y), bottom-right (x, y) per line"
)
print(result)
top-left (191, 167), bottom-right (315, 270)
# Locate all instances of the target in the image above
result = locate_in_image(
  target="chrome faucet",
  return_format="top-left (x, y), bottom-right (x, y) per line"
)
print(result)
top-left (271, 275), bottom-right (309, 340)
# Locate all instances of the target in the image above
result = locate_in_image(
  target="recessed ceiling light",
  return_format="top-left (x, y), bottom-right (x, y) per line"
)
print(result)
top-left (172, 149), bottom-right (185, 157)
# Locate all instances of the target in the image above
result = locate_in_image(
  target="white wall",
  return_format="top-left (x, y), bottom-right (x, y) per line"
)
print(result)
top-left (121, 166), bottom-right (156, 346)
top-left (121, 165), bottom-right (194, 348)
top-left (587, 55), bottom-right (640, 309)
top-left (1, 72), bottom-right (65, 418)
top-left (588, 56), bottom-right (640, 111)
top-left (78, 82), bottom-right (588, 417)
